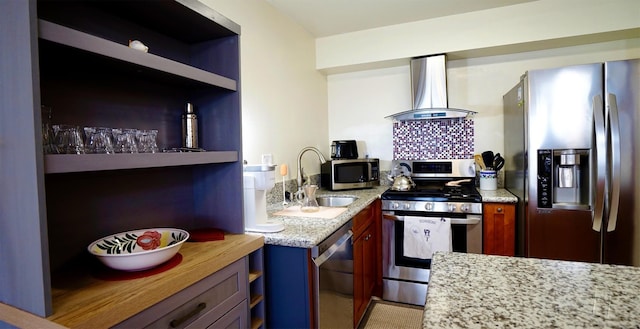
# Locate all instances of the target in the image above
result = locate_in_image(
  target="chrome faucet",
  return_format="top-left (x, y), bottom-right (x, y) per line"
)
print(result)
top-left (296, 146), bottom-right (327, 192)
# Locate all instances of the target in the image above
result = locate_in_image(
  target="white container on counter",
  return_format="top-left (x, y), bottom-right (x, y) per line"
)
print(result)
top-left (479, 170), bottom-right (497, 190)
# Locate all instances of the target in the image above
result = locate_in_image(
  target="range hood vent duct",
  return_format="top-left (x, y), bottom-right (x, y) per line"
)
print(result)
top-left (386, 54), bottom-right (476, 121)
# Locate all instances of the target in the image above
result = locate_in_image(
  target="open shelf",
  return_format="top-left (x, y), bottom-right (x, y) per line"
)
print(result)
top-left (248, 270), bottom-right (262, 284)
top-left (249, 294), bottom-right (264, 308)
top-left (39, 19), bottom-right (236, 91)
top-left (45, 151), bottom-right (238, 174)
top-left (251, 317), bottom-right (264, 329)
top-left (2, 0), bottom-right (244, 320)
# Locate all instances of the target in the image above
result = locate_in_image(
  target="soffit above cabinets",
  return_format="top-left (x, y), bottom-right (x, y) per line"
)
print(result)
top-left (266, 0), bottom-right (537, 37)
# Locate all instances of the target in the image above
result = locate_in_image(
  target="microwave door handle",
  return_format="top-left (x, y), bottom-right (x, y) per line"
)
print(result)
top-left (606, 93), bottom-right (621, 232)
top-left (592, 95), bottom-right (606, 232)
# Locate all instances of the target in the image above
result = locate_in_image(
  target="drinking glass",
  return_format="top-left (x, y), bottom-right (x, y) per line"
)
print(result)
top-left (112, 128), bottom-right (139, 153)
top-left (54, 125), bottom-right (85, 154)
top-left (84, 127), bottom-right (114, 154)
top-left (41, 105), bottom-right (56, 154)
top-left (136, 129), bottom-right (159, 153)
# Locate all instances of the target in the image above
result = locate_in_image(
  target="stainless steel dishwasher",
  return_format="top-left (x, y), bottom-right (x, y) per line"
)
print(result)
top-left (312, 220), bottom-right (354, 329)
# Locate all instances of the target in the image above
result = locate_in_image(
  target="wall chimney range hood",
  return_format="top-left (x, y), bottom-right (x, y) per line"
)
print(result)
top-left (386, 54), bottom-right (476, 121)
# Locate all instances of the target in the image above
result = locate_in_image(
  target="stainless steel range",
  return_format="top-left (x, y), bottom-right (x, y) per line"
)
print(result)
top-left (381, 159), bottom-right (482, 306)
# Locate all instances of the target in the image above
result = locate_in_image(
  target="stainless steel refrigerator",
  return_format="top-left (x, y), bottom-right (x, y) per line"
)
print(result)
top-left (503, 59), bottom-right (640, 266)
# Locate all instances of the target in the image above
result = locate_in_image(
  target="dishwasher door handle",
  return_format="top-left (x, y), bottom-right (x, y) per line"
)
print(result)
top-left (312, 230), bottom-right (353, 267)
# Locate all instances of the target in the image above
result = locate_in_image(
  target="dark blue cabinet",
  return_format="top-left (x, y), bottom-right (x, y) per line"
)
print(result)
top-left (265, 245), bottom-right (315, 328)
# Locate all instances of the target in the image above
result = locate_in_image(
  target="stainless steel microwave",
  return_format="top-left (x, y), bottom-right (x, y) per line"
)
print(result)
top-left (321, 158), bottom-right (380, 191)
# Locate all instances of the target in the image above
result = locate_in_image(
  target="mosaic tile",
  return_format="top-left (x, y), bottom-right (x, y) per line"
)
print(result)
top-left (392, 118), bottom-right (474, 160)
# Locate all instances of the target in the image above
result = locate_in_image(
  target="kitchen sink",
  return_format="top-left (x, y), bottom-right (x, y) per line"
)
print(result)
top-left (316, 196), bottom-right (358, 207)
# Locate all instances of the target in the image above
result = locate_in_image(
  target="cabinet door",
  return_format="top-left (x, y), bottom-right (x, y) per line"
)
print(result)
top-left (354, 223), bottom-right (377, 327)
top-left (363, 224), bottom-right (376, 299)
top-left (353, 226), bottom-right (367, 327)
top-left (483, 203), bottom-right (516, 256)
top-left (264, 245), bottom-right (313, 328)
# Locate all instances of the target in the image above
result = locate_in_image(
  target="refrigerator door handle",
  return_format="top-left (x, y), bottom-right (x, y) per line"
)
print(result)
top-left (606, 93), bottom-right (621, 232)
top-left (592, 95), bottom-right (606, 232)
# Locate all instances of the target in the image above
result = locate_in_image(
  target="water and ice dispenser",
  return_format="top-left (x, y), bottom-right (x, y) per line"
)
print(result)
top-left (537, 149), bottom-right (590, 209)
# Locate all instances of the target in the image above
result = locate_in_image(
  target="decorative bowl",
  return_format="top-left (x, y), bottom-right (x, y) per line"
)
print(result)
top-left (87, 228), bottom-right (189, 271)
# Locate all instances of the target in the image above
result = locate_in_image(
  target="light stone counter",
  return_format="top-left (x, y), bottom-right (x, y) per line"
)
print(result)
top-left (257, 186), bottom-right (388, 248)
top-left (258, 186), bottom-right (518, 247)
top-left (424, 252), bottom-right (640, 328)
top-left (478, 188), bottom-right (518, 203)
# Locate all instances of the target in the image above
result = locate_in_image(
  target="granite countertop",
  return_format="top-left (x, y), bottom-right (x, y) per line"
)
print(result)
top-left (258, 185), bottom-right (388, 248)
top-left (257, 186), bottom-right (517, 248)
top-left (424, 252), bottom-right (640, 328)
top-left (478, 188), bottom-right (518, 203)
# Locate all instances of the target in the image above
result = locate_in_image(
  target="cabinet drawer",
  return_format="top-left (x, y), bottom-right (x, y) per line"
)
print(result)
top-left (205, 299), bottom-right (248, 329)
top-left (113, 258), bottom-right (247, 329)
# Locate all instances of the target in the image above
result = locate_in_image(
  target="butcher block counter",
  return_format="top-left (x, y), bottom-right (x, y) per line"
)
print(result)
top-left (41, 234), bottom-right (263, 329)
top-left (423, 252), bottom-right (640, 328)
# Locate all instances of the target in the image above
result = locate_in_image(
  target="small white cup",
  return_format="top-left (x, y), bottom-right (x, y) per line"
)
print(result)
top-left (479, 170), bottom-right (497, 190)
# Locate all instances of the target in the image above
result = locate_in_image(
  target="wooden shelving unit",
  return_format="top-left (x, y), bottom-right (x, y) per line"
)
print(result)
top-left (0, 1), bottom-right (250, 323)
top-left (249, 248), bottom-right (266, 329)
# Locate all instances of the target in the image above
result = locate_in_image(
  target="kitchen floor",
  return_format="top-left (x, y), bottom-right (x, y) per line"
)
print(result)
top-left (358, 299), bottom-right (423, 329)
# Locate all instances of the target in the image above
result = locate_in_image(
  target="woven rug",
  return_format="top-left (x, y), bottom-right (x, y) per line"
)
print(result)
top-left (359, 300), bottom-right (423, 329)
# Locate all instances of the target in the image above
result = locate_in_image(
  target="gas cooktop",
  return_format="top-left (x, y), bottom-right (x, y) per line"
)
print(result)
top-left (382, 159), bottom-right (482, 214)
top-left (383, 159), bottom-right (481, 202)
top-left (381, 183), bottom-right (482, 203)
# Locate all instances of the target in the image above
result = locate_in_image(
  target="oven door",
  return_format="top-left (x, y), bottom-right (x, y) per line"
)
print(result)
top-left (382, 211), bottom-right (482, 282)
top-left (381, 211), bottom-right (481, 305)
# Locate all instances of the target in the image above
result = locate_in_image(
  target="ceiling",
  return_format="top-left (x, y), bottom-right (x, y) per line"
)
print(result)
top-left (266, 0), bottom-right (537, 37)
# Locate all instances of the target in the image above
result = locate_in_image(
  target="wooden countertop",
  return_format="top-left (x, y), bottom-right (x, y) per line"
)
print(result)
top-left (46, 233), bottom-right (263, 329)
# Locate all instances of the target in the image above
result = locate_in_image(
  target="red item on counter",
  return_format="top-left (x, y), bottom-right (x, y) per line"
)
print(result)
top-left (93, 253), bottom-right (183, 281)
top-left (188, 228), bottom-right (225, 242)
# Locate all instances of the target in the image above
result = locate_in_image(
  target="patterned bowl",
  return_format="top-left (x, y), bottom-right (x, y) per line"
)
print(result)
top-left (87, 228), bottom-right (189, 271)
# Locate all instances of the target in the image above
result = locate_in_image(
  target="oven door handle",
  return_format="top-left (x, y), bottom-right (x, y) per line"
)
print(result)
top-left (383, 212), bottom-right (482, 225)
top-left (451, 215), bottom-right (481, 225)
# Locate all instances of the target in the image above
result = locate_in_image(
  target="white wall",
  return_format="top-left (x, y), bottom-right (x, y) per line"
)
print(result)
top-left (201, 0), bottom-right (639, 175)
top-left (201, 0), bottom-right (328, 178)
top-left (328, 38), bottom-right (640, 171)
top-left (327, 66), bottom-right (406, 169)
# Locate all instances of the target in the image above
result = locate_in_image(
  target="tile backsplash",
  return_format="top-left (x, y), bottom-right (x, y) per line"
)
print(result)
top-left (393, 118), bottom-right (474, 160)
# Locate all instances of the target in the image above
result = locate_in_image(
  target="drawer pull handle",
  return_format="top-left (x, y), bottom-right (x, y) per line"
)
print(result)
top-left (497, 207), bottom-right (503, 213)
top-left (170, 302), bottom-right (206, 328)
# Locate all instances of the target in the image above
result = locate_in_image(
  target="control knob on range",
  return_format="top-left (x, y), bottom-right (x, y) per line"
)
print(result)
top-left (448, 203), bottom-right (457, 212)
top-left (403, 203), bottom-right (412, 210)
top-left (425, 202), bottom-right (434, 211)
top-left (391, 202), bottom-right (400, 210)
top-left (460, 203), bottom-right (471, 212)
